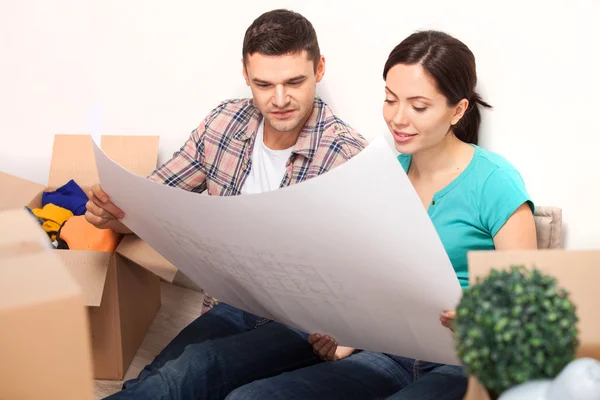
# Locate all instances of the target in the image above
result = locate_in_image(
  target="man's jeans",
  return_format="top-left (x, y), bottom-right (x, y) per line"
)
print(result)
top-left (104, 303), bottom-right (467, 400)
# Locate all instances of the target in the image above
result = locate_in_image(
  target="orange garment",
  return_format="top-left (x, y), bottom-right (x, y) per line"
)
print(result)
top-left (58, 215), bottom-right (122, 252)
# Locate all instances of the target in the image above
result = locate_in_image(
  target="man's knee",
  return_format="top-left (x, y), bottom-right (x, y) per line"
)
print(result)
top-left (225, 380), bottom-right (277, 400)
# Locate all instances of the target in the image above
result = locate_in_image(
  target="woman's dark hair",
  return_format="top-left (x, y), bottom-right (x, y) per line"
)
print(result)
top-left (383, 30), bottom-right (491, 145)
top-left (243, 9), bottom-right (320, 72)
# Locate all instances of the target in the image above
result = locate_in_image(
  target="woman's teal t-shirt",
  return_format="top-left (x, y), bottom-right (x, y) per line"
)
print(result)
top-left (397, 145), bottom-right (534, 288)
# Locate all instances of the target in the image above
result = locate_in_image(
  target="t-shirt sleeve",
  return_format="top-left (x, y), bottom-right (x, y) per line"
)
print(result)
top-left (479, 168), bottom-right (535, 237)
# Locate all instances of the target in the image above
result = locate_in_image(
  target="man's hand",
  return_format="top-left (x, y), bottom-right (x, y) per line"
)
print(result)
top-left (85, 184), bottom-right (132, 234)
top-left (440, 310), bottom-right (456, 332)
top-left (308, 333), bottom-right (355, 361)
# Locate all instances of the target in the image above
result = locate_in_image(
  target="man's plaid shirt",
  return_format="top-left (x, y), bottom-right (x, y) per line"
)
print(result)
top-left (148, 96), bottom-right (368, 312)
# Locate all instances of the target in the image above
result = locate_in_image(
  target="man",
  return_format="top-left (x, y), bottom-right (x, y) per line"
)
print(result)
top-left (87, 9), bottom-right (367, 399)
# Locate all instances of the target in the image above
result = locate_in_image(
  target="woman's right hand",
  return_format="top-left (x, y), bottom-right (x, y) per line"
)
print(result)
top-left (308, 333), bottom-right (355, 361)
top-left (85, 183), bottom-right (132, 234)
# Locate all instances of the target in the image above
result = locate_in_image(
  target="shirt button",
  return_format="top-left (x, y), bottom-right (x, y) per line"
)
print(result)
top-left (432, 200), bottom-right (436, 205)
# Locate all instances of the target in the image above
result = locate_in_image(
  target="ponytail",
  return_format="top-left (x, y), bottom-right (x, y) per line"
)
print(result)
top-left (453, 92), bottom-right (492, 145)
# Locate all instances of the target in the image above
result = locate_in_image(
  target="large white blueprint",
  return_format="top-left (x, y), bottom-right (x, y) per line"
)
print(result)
top-left (93, 135), bottom-right (463, 365)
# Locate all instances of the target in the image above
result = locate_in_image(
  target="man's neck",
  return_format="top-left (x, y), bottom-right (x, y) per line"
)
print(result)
top-left (263, 125), bottom-right (300, 150)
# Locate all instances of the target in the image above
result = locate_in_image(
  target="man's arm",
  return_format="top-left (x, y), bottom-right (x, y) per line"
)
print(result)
top-left (146, 126), bottom-right (208, 192)
top-left (86, 121), bottom-right (209, 232)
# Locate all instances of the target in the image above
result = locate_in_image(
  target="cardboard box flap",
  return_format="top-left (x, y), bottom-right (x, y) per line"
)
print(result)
top-left (101, 135), bottom-right (159, 178)
top-left (54, 251), bottom-right (111, 307)
top-left (0, 252), bottom-right (83, 312)
top-left (468, 249), bottom-right (600, 360)
top-left (48, 134), bottom-right (160, 190)
top-left (0, 172), bottom-right (46, 212)
top-left (0, 209), bottom-right (52, 258)
top-left (116, 235), bottom-right (178, 282)
top-left (48, 135), bottom-right (99, 190)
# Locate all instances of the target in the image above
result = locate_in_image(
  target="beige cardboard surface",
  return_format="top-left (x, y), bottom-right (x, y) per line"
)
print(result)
top-left (0, 171), bottom-right (45, 211)
top-left (0, 253), bottom-right (83, 309)
top-left (2, 134), bottom-right (171, 380)
top-left (468, 249), bottom-right (600, 360)
top-left (463, 376), bottom-right (492, 400)
top-left (116, 254), bottom-right (161, 373)
top-left (88, 256), bottom-right (123, 379)
top-left (0, 208), bottom-right (51, 258)
top-left (48, 134), bottom-right (100, 189)
top-left (102, 135), bottom-right (160, 178)
top-left (116, 235), bottom-right (203, 292)
top-left (0, 231), bottom-right (94, 399)
top-left (47, 134), bottom-right (160, 189)
top-left (117, 234), bottom-right (179, 282)
top-left (55, 250), bottom-right (111, 307)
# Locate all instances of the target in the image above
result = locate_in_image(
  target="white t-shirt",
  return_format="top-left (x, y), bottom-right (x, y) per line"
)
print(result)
top-left (240, 120), bottom-right (294, 195)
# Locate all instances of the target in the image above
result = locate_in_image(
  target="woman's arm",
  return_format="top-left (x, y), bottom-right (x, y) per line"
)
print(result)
top-left (441, 202), bottom-right (538, 330)
top-left (492, 202), bottom-right (538, 250)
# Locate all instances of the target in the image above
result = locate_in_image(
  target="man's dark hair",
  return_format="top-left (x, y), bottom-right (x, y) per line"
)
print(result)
top-left (243, 9), bottom-right (320, 72)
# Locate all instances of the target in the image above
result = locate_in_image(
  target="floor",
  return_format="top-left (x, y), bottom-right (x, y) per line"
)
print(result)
top-left (94, 282), bottom-right (205, 399)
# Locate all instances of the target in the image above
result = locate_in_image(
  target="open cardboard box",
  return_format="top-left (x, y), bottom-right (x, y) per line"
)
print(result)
top-left (0, 134), bottom-right (198, 379)
top-left (463, 249), bottom-right (600, 399)
top-left (0, 208), bottom-right (95, 399)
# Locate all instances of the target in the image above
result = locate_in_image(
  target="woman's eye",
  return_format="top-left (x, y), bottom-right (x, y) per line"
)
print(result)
top-left (413, 106), bottom-right (427, 112)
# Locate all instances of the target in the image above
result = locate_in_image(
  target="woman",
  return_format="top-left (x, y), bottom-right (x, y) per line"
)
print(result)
top-left (226, 30), bottom-right (538, 400)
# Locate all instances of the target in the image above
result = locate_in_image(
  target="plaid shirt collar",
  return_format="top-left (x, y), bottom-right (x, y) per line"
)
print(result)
top-left (232, 97), bottom-right (328, 161)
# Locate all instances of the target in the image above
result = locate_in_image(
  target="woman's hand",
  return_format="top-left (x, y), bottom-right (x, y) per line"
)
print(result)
top-left (308, 333), bottom-right (355, 361)
top-left (440, 310), bottom-right (456, 332)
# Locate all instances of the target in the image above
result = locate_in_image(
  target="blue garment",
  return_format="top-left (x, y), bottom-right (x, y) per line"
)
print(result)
top-left (228, 352), bottom-right (465, 400)
top-left (42, 179), bottom-right (88, 216)
top-left (105, 304), bottom-right (466, 400)
top-left (105, 304), bottom-right (320, 400)
top-left (397, 145), bottom-right (534, 288)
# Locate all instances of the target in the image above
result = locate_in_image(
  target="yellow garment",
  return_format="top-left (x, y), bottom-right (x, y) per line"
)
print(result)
top-left (32, 203), bottom-right (73, 241)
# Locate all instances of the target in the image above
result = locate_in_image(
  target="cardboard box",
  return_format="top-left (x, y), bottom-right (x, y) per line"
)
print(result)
top-left (0, 134), bottom-right (185, 380)
top-left (0, 208), bottom-right (94, 399)
top-left (464, 249), bottom-right (600, 399)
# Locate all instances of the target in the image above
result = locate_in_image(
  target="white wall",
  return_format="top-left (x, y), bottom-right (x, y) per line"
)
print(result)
top-left (1, 0), bottom-right (599, 249)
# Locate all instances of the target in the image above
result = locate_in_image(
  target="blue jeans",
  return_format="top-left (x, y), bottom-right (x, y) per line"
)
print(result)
top-left (104, 303), bottom-right (467, 400)
top-left (227, 353), bottom-right (467, 400)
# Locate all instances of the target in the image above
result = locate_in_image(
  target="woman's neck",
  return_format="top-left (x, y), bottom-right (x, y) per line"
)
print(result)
top-left (409, 134), bottom-right (472, 181)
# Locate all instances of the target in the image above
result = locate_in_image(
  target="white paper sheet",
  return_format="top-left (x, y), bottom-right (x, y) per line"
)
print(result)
top-left (92, 135), bottom-right (463, 365)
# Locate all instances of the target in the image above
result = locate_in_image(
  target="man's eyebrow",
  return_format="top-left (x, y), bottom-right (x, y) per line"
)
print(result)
top-left (252, 75), bottom-right (307, 85)
top-left (252, 78), bottom-right (271, 85)
top-left (286, 75), bottom-right (307, 82)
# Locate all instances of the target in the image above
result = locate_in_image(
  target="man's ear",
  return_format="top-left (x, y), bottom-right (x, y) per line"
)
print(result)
top-left (451, 98), bottom-right (469, 126)
top-left (315, 55), bottom-right (326, 83)
top-left (242, 58), bottom-right (250, 86)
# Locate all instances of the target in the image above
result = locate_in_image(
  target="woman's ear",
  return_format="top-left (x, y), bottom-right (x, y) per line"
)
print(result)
top-left (451, 98), bottom-right (469, 126)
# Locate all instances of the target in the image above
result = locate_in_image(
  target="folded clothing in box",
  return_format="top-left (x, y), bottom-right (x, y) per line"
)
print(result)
top-left (57, 215), bottom-right (122, 252)
top-left (42, 179), bottom-right (88, 216)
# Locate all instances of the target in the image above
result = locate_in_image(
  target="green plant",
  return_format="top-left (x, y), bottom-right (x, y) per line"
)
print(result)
top-left (454, 265), bottom-right (579, 397)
